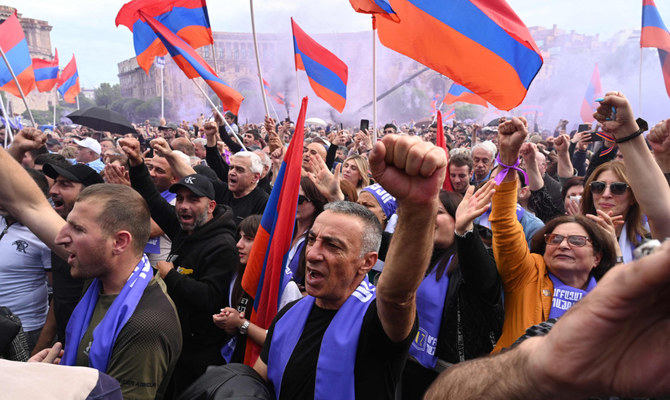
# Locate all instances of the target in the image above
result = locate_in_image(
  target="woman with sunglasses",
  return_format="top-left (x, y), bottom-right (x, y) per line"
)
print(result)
top-left (401, 182), bottom-right (504, 399)
top-left (489, 117), bottom-right (617, 352)
top-left (581, 161), bottom-right (646, 263)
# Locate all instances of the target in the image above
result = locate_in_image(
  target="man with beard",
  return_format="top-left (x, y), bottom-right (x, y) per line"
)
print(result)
top-left (120, 137), bottom-right (238, 397)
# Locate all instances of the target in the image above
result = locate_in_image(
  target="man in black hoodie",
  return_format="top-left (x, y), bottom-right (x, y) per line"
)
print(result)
top-left (120, 138), bottom-right (238, 398)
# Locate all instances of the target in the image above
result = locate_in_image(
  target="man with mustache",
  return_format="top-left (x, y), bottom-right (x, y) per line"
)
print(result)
top-left (120, 137), bottom-right (238, 397)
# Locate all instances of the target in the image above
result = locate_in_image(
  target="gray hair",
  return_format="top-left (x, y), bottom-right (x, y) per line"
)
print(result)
top-left (231, 151), bottom-right (263, 174)
top-left (193, 138), bottom-right (207, 147)
top-left (171, 150), bottom-right (192, 166)
top-left (253, 150), bottom-right (271, 169)
top-left (471, 140), bottom-right (497, 160)
top-left (324, 201), bottom-right (382, 256)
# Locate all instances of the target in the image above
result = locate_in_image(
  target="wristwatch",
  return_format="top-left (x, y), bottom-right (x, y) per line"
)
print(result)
top-left (239, 320), bottom-right (250, 335)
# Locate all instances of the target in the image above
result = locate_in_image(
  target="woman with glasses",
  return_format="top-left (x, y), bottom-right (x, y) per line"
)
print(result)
top-left (581, 161), bottom-right (647, 263)
top-left (489, 117), bottom-right (617, 352)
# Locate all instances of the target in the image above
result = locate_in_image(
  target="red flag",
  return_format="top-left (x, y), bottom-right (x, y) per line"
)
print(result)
top-left (240, 97), bottom-right (308, 366)
top-left (436, 110), bottom-right (453, 191)
top-left (57, 55), bottom-right (80, 104)
top-left (0, 13), bottom-right (36, 97)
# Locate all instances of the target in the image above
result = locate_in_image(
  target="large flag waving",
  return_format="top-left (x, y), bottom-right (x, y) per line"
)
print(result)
top-left (0, 13), bottom-right (36, 98)
top-left (376, 0), bottom-right (542, 111)
top-left (116, 0), bottom-right (214, 74)
top-left (32, 48), bottom-right (59, 93)
top-left (641, 0), bottom-right (670, 98)
top-left (349, 0), bottom-right (400, 22)
top-left (240, 97), bottom-right (308, 366)
top-left (580, 64), bottom-right (602, 123)
top-left (444, 83), bottom-right (488, 108)
top-left (292, 18), bottom-right (348, 113)
top-left (142, 12), bottom-right (243, 114)
top-left (57, 55), bottom-right (80, 104)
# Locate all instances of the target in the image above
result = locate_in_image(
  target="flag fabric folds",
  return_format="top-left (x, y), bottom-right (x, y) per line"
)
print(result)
top-left (57, 55), bottom-right (80, 104)
top-left (142, 12), bottom-right (243, 114)
top-left (241, 97), bottom-right (308, 366)
top-left (444, 83), bottom-right (488, 107)
top-left (580, 64), bottom-right (602, 123)
top-left (349, 0), bottom-right (400, 22)
top-left (435, 110), bottom-right (453, 191)
top-left (641, 0), bottom-right (670, 98)
top-left (641, 0), bottom-right (670, 52)
top-left (376, 0), bottom-right (543, 111)
top-left (291, 18), bottom-right (348, 113)
top-left (116, 0), bottom-right (213, 74)
top-left (32, 49), bottom-right (59, 93)
top-left (0, 13), bottom-right (36, 98)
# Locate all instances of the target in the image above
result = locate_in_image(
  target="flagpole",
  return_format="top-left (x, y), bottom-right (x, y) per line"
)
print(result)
top-left (268, 95), bottom-right (281, 123)
top-left (0, 95), bottom-right (12, 147)
top-left (639, 47), bottom-right (643, 116)
top-left (295, 70), bottom-right (301, 99)
top-left (160, 61), bottom-right (165, 120)
top-left (372, 16), bottom-right (378, 144)
top-left (76, 95), bottom-right (80, 110)
top-left (53, 90), bottom-right (58, 127)
top-left (191, 79), bottom-right (248, 151)
top-left (249, 0), bottom-right (270, 117)
top-left (211, 42), bottom-right (220, 73)
top-left (0, 45), bottom-right (35, 126)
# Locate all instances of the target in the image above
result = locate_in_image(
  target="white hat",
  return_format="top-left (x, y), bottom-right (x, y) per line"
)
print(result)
top-left (74, 137), bottom-right (101, 155)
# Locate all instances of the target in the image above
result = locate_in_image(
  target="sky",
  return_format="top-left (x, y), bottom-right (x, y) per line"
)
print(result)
top-left (14, 0), bottom-right (657, 88)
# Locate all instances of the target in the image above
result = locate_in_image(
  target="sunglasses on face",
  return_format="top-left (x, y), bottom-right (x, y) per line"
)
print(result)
top-left (298, 195), bottom-right (311, 204)
top-left (589, 181), bottom-right (629, 196)
top-left (544, 233), bottom-right (591, 247)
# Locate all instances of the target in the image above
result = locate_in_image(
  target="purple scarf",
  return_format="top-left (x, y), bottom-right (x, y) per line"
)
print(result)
top-left (548, 273), bottom-right (596, 319)
top-left (61, 255), bottom-right (153, 372)
top-left (410, 255), bottom-right (453, 369)
top-left (268, 277), bottom-right (376, 400)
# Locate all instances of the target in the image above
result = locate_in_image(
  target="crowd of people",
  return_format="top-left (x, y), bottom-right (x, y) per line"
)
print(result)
top-left (1, 91), bottom-right (670, 399)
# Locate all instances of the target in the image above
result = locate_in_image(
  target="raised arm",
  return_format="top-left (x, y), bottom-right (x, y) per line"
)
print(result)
top-left (0, 140), bottom-right (66, 259)
top-left (554, 134), bottom-right (575, 179)
top-left (370, 135), bottom-right (447, 343)
top-left (594, 92), bottom-right (670, 239)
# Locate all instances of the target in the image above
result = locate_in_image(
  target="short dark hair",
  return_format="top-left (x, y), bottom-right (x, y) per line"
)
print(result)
top-left (77, 184), bottom-right (151, 255)
top-left (529, 215), bottom-right (616, 280)
top-left (561, 176), bottom-right (585, 200)
top-left (383, 123), bottom-right (397, 132)
top-left (448, 153), bottom-right (473, 173)
top-left (25, 168), bottom-right (49, 198)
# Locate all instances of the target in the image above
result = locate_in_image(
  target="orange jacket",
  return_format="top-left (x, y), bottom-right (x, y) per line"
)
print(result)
top-left (490, 180), bottom-right (553, 352)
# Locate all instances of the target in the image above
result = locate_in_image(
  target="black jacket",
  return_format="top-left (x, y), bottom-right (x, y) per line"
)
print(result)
top-left (129, 163), bottom-right (238, 354)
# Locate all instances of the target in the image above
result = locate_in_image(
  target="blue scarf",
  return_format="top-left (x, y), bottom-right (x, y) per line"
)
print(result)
top-left (548, 273), bottom-right (596, 319)
top-left (410, 255), bottom-right (453, 369)
top-left (268, 277), bottom-right (376, 400)
top-left (61, 255), bottom-right (153, 372)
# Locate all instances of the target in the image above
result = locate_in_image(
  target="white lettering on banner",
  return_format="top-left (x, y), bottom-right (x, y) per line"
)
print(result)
top-left (352, 281), bottom-right (375, 303)
top-left (552, 288), bottom-right (585, 311)
top-left (285, 265), bottom-right (292, 276)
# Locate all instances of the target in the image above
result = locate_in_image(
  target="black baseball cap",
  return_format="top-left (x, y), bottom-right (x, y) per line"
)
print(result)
top-left (43, 163), bottom-right (104, 187)
top-left (169, 174), bottom-right (215, 199)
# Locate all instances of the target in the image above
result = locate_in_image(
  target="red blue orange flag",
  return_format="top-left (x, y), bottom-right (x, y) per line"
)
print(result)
top-left (57, 55), bottom-right (80, 104)
top-left (0, 13), bottom-right (36, 98)
top-left (116, 0), bottom-right (213, 74)
top-left (291, 18), bottom-right (348, 113)
top-left (262, 77), bottom-right (271, 94)
top-left (435, 110), bottom-right (453, 191)
top-left (642, 0), bottom-right (670, 51)
top-left (376, 0), bottom-right (542, 111)
top-left (142, 12), bottom-right (243, 114)
top-left (241, 97), bottom-right (308, 366)
top-left (580, 64), bottom-right (602, 123)
top-left (349, 0), bottom-right (400, 22)
top-left (641, 0), bottom-right (670, 98)
top-left (444, 106), bottom-right (455, 120)
top-left (444, 83), bottom-right (488, 108)
top-left (32, 49), bottom-right (59, 93)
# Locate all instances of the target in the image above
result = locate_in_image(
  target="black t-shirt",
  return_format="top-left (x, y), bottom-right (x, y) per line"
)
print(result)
top-left (50, 252), bottom-right (85, 345)
top-left (217, 185), bottom-right (268, 225)
top-left (261, 299), bottom-right (417, 400)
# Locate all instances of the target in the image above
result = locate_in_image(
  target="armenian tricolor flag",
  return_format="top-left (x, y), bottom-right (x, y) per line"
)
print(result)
top-left (57, 55), bottom-right (80, 104)
top-left (0, 13), bottom-right (36, 97)
top-left (641, 0), bottom-right (670, 98)
top-left (241, 97), bottom-right (308, 366)
top-left (580, 64), bottom-right (602, 123)
top-left (444, 83), bottom-right (488, 107)
top-left (349, 0), bottom-right (400, 22)
top-left (32, 49), bottom-right (59, 93)
top-left (292, 18), bottom-right (348, 113)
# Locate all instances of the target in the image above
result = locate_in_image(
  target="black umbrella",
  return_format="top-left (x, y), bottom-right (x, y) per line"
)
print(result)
top-left (486, 118), bottom-right (501, 127)
top-left (66, 107), bottom-right (136, 134)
